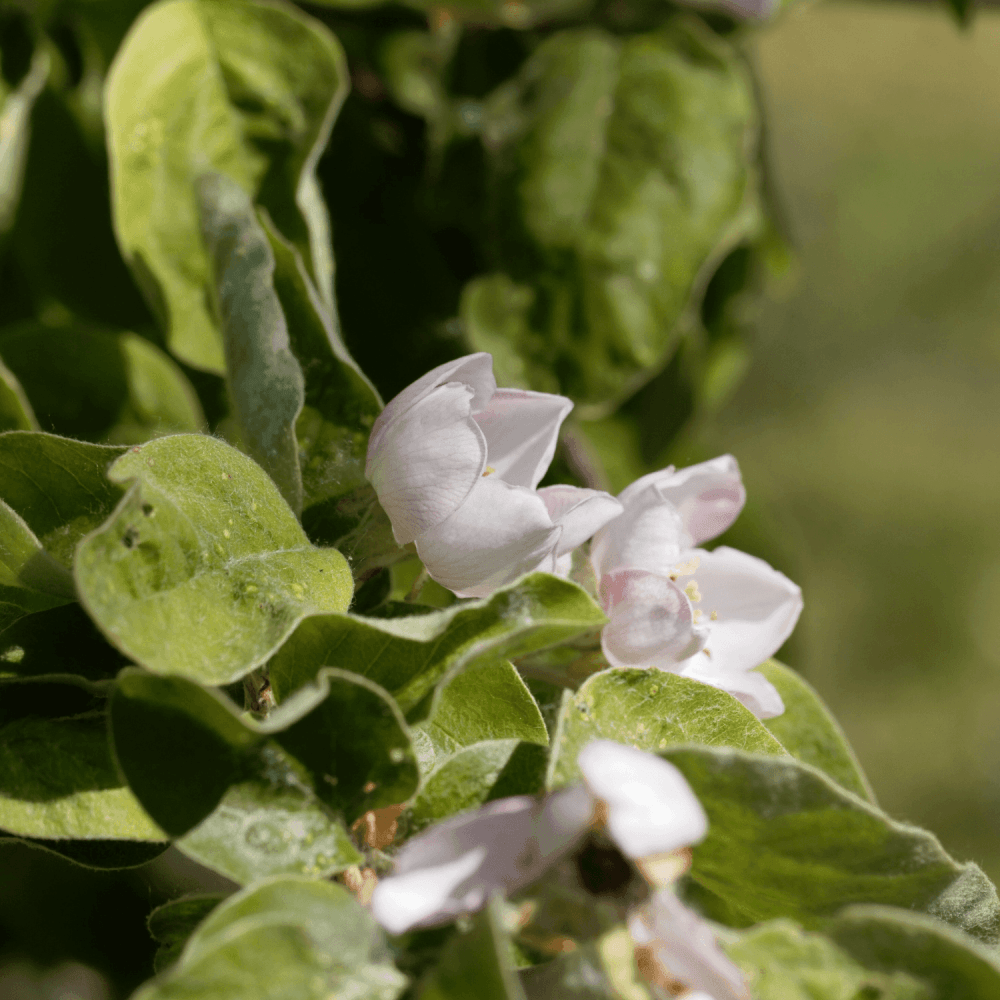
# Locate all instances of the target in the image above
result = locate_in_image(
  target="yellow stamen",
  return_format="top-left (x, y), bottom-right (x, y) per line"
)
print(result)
top-left (482, 466), bottom-right (496, 477)
top-left (684, 580), bottom-right (702, 603)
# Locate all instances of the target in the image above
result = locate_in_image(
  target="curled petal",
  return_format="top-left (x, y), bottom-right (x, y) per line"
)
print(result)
top-left (474, 388), bottom-right (573, 489)
top-left (577, 741), bottom-right (707, 858)
top-left (680, 546), bottom-right (802, 678)
top-left (629, 890), bottom-right (750, 1000)
top-left (369, 787), bottom-right (594, 934)
top-left (415, 476), bottom-right (560, 598)
top-left (679, 660), bottom-right (784, 720)
top-left (599, 569), bottom-right (708, 669)
top-left (590, 488), bottom-right (687, 580)
top-left (618, 456), bottom-right (745, 547)
top-left (538, 485), bottom-right (623, 556)
top-left (367, 383), bottom-right (487, 544)
top-left (367, 353), bottom-right (495, 467)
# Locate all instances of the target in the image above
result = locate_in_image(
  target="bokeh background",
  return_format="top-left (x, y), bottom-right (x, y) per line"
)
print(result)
top-left (4, 1), bottom-right (1000, 996)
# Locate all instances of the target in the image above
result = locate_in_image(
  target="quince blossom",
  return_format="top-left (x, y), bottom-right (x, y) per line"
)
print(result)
top-left (365, 353), bottom-right (622, 597)
top-left (590, 456), bottom-right (803, 719)
top-left (369, 740), bottom-right (748, 1000)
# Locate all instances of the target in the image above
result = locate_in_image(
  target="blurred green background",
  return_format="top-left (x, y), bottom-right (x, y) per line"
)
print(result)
top-left (689, 0), bottom-right (1000, 885)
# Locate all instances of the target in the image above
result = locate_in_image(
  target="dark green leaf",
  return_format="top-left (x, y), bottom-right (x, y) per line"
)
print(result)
top-left (0, 833), bottom-right (168, 869)
top-left (662, 746), bottom-right (1000, 945)
top-left (0, 676), bottom-right (166, 845)
top-left (136, 876), bottom-right (407, 1000)
top-left (0, 431), bottom-right (127, 569)
top-left (464, 19), bottom-right (760, 410)
top-left (266, 667), bottom-right (419, 823)
top-left (759, 659), bottom-right (876, 803)
top-left (269, 572), bottom-right (606, 718)
top-left (105, 0), bottom-right (348, 373)
top-left (0, 357), bottom-right (36, 431)
top-left (417, 897), bottom-right (525, 1000)
top-left (0, 48), bottom-right (48, 233)
top-left (0, 323), bottom-right (205, 444)
top-left (407, 739), bottom-right (547, 833)
top-left (547, 668), bottom-right (786, 789)
top-left (829, 904), bottom-right (1000, 999)
top-left (74, 434), bottom-right (353, 685)
top-left (149, 894), bottom-right (226, 974)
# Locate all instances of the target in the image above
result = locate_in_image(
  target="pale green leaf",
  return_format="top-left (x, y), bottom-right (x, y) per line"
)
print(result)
top-left (546, 668), bottom-right (786, 789)
top-left (0, 324), bottom-right (205, 444)
top-left (663, 746), bottom-right (1000, 945)
top-left (74, 434), bottom-right (353, 685)
top-left (464, 19), bottom-right (760, 410)
top-left (0, 49), bottom-right (49, 233)
top-left (0, 358), bottom-right (37, 432)
top-left (106, 0), bottom-right (348, 371)
top-left (269, 573), bottom-right (606, 718)
top-left (759, 659), bottom-right (876, 803)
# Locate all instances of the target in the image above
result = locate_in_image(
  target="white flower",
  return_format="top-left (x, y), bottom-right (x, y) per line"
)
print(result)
top-left (365, 353), bottom-right (622, 597)
top-left (369, 740), bottom-right (705, 933)
top-left (590, 456), bottom-right (803, 719)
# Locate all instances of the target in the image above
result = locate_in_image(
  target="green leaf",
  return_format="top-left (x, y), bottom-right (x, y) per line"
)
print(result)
top-left (0, 324), bottom-right (205, 444)
top-left (0, 833), bottom-right (169, 869)
top-left (0, 48), bottom-right (49, 233)
top-left (464, 19), bottom-right (760, 410)
top-left (518, 935), bottom-right (647, 1000)
top-left (265, 667), bottom-right (419, 822)
top-left (829, 904), bottom-right (1000, 999)
top-left (662, 746), bottom-right (1000, 945)
top-left (0, 358), bottom-right (37, 432)
top-left (0, 431), bottom-right (127, 569)
top-left (417, 896), bottom-right (525, 1000)
top-left (176, 773), bottom-right (363, 886)
top-left (0, 603), bottom-right (130, 683)
top-left (407, 739), bottom-right (547, 833)
top-left (0, 677), bottom-right (167, 846)
top-left (136, 876), bottom-right (407, 1000)
top-left (546, 668), bottom-right (786, 789)
top-left (412, 659), bottom-right (548, 773)
top-left (758, 659), bottom-right (876, 804)
top-left (0, 497), bottom-right (76, 600)
top-left (149, 894), bottom-right (226, 974)
top-left (197, 173), bottom-right (305, 512)
top-left (725, 918), bottom-right (926, 1000)
top-left (74, 434), bottom-right (353, 685)
top-left (269, 572), bottom-right (606, 718)
top-left (105, 0), bottom-right (348, 372)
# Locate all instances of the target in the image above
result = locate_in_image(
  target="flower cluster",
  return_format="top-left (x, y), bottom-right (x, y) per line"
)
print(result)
top-left (367, 353), bottom-right (802, 717)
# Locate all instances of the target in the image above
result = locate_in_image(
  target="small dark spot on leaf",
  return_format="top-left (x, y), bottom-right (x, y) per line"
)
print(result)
top-left (122, 527), bottom-right (139, 549)
top-left (142, 503), bottom-right (154, 517)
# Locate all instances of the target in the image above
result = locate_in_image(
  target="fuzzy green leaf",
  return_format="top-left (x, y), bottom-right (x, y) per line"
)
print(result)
top-left (149, 894), bottom-right (226, 974)
top-left (269, 573), bottom-right (606, 718)
top-left (663, 746), bottom-right (1000, 945)
top-left (105, 0), bottom-right (348, 372)
top-left (0, 324), bottom-right (204, 444)
top-left (74, 434), bottom-right (353, 685)
top-left (0, 359), bottom-right (37, 432)
top-left (464, 20), bottom-right (760, 410)
top-left (759, 659), bottom-right (876, 803)
top-left (547, 668), bottom-right (786, 789)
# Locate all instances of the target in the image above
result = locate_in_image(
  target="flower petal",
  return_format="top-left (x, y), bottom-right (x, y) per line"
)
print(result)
top-left (367, 353), bottom-right (495, 468)
top-left (473, 388), bottom-right (573, 489)
top-left (679, 546), bottom-right (802, 676)
top-left (629, 890), bottom-right (750, 1000)
top-left (590, 486), bottom-right (687, 580)
top-left (678, 660), bottom-right (785, 719)
top-left (370, 787), bottom-right (594, 934)
top-left (415, 476), bottom-right (560, 597)
top-left (618, 455), bottom-right (745, 547)
top-left (367, 383), bottom-right (488, 544)
top-left (599, 569), bottom-right (708, 669)
top-left (538, 485), bottom-right (623, 556)
top-left (578, 741), bottom-right (707, 858)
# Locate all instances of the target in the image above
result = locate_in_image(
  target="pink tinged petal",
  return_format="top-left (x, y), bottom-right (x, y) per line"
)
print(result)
top-left (538, 485), bottom-right (624, 556)
top-left (590, 487), bottom-right (687, 579)
top-left (415, 477), bottom-right (560, 598)
top-left (678, 660), bottom-right (785, 720)
top-left (367, 353), bottom-right (496, 467)
top-left (682, 546), bottom-right (803, 676)
top-left (370, 788), bottom-right (594, 934)
top-left (367, 384), bottom-right (488, 545)
top-left (629, 891), bottom-right (750, 1000)
top-left (473, 388), bottom-right (573, 489)
top-left (617, 456), bottom-right (745, 547)
top-left (599, 569), bottom-right (708, 669)
top-left (577, 741), bottom-right (707, 858)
